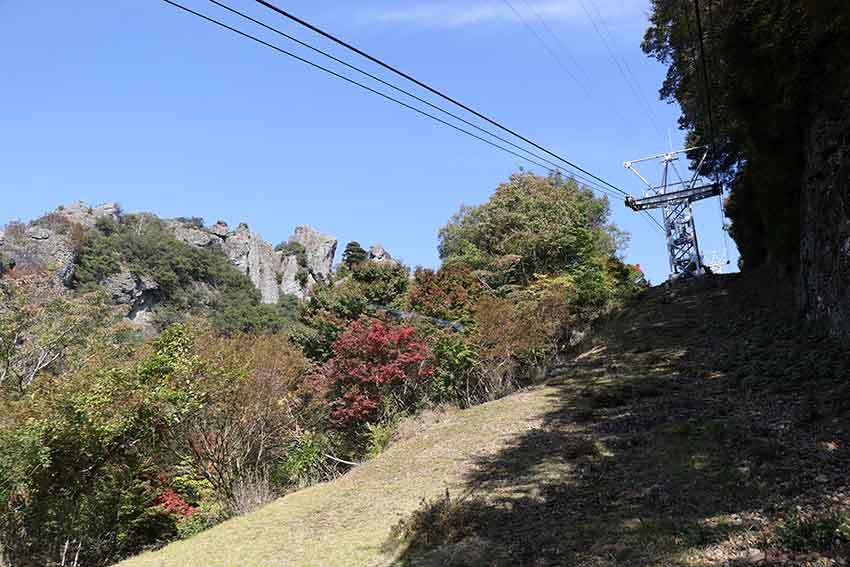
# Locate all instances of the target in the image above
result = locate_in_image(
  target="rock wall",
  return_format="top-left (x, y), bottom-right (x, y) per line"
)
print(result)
top-left (799, 75), bottom-right (850, 335)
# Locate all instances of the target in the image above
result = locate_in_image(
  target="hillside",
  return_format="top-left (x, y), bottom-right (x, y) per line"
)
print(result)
top-left (117, 273), bottom-right (850, 567)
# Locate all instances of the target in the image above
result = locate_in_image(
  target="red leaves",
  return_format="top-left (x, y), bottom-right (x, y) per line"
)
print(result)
top-left (321, 320), bottom-right (433, 427)
top-left (155, 489), bottom-right (196, 517)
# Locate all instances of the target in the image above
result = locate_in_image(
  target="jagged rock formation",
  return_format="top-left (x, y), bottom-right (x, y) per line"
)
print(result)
top-left (168, 220), bottom-right (338, 302)
top-left (1, 203), bottom-right (339, 311)
top-left (290, 225), bottom-right (337, 281)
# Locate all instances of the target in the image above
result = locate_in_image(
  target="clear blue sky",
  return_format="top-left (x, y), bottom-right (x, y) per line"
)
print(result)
top-left (0, 0), bottom-right (738, 284)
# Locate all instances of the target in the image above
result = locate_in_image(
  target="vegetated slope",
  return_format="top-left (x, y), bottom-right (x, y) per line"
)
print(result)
top-left (117, 273), bottom-right (850, 567)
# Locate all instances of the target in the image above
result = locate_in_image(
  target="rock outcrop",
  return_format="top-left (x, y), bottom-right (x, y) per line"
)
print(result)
top-left (56, 201), bottom-right (121, 228)
top-left (0, 223), bottom-right (77, 285)
top-left (102, 271), bottom-right (160, 328)
top-left (368, 244), bottom-right (398, 265)
top-left (290, 225), bottom-right (337, 281)
top-left (167, 220), bottom-right (338, 303)
top-left (1, 203), bottom-right (339, 309)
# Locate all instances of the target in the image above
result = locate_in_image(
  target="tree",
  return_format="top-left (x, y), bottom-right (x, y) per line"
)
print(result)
top-left (319, 320), bottom-right (433, 428)
top-left (438, 172), bottom-right (621, 288)
top-left (0, 273), bottom-right (114, 393)
top-left (342, 241), bottom-right (368, 268)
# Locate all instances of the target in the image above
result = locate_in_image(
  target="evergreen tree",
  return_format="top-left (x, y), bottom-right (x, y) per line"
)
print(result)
top-left (342, 241), bottom-right (368, 268)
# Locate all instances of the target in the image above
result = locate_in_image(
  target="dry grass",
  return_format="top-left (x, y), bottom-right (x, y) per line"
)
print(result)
top-left (116, 273), bottom-right (850, 567)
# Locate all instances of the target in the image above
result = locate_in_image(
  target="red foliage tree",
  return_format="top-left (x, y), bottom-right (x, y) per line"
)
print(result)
top-left (321, 319), bottom-right (433, 427)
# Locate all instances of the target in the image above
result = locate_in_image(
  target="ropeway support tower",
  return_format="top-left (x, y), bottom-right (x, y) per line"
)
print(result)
top-left (623, 146), bottom-right (721, 279)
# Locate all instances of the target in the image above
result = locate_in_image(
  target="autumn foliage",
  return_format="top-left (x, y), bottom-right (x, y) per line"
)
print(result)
top-left (321, 320), bottom-right (433, 427)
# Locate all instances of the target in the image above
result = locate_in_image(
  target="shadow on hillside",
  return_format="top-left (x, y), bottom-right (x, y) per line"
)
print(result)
top-left (387, 275), bottom-right (850, 566)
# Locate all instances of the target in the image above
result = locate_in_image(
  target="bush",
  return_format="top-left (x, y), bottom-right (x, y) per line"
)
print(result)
top-left (778, 508), bottom-right (850, 553)
top-left (274, 432), bottom-right (343, 489)
top-left (349, 261), bottom-right (410, 306)
top-left (407, 265), bottom-right (483, 325)
top-left (294, 263), bottom-right (409, 363)
top-left (319, 319), bottom-right (433, 429)
top-left (0, 253), bottom-right (13, 276)
top-left (275, 241), bottom-right (307, 266)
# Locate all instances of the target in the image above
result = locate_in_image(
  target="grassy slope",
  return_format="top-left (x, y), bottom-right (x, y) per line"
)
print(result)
top-left (118, 274), bottom-right (850, 567)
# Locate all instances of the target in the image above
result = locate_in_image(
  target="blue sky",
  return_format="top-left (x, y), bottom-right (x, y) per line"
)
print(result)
top-left (0, 0), bottom-right (738, 283)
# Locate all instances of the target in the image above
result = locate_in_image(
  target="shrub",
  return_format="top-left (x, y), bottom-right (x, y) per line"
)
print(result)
top-left (176, 216), bottom-right (204, 229)
top-left (0, 253), bottom-right (13, 276)
top-left (0, 274), bottom-right (114, 393)
top-left (778, 508), bottom-right (850, 553)
top-left (275, 241), bottom-right (307, 266)
top-left (429, 331), bottom-right (478, 406)
top-left (294, 262), bottom-right (409, 363)
top-left (166, 330), bottom-right (308, 512)
top-left (407, 265), bottom-right (483, 325)
top-left (364, 420), bottom-right (396, 457)
top-left (349, 261), bottom-right (410, 306)
top-left (274, 432), bottom-right (343, 489)
top-left (320, 319), bottom-right (433, 428)
top-left (230, 469), bottom-right (276, 516)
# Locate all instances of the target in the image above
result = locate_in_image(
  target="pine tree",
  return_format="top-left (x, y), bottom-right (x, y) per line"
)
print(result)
top-left (342, 241), bottom-right (368, 268)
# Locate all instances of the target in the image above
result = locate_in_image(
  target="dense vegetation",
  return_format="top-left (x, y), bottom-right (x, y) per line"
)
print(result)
top-left (0, 172), bottom-right (644, 566)
top-left (643, 0), bottom-right (850, 274)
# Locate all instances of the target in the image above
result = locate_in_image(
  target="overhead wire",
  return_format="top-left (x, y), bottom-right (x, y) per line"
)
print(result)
top-left (252, 0), bottom-right (630, 197)
top-left (499, 0), bottom-right (586, 91)
top-left (498, 0), bottom-right (663, 234)
top-left (577, 0), bottom-right (663, 138)
top-left (202, 0), bottom-right (608, 193)
top-left (159, 0), bottom-right (624, 199)
top-left (499, 0), bottom-right (638, 132)
top-left (585, 0), bottom-right (664, 135)
top-left (692, 0), bottom-right (731, 263)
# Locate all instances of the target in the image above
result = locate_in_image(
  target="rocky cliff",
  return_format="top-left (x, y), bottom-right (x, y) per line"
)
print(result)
top-left (167, 219), bottom-right (337, 303)
top-left (0, 202), bottom-right (338, 312)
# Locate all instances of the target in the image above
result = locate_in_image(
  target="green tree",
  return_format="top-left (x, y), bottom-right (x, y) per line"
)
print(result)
top-left (342, 241), bottom-right (368, 268)
top-left (438, 172), bottom-right (620, 288)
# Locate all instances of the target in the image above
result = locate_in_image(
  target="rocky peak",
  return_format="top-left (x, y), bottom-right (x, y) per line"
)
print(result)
top-left (289, 225), bottom-right (337, 282)
top-left (368, 244), bottom-right (397, 265)
top-left (56, 201), bottom-right (121, 228)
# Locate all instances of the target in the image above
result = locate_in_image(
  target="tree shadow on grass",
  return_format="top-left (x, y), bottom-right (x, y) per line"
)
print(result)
top-left (387, 276), bottom-right (850, 566)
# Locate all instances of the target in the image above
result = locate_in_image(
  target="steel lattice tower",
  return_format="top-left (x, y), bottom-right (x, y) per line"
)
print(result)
top-left (623, 146), bottom-right (721, 279)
